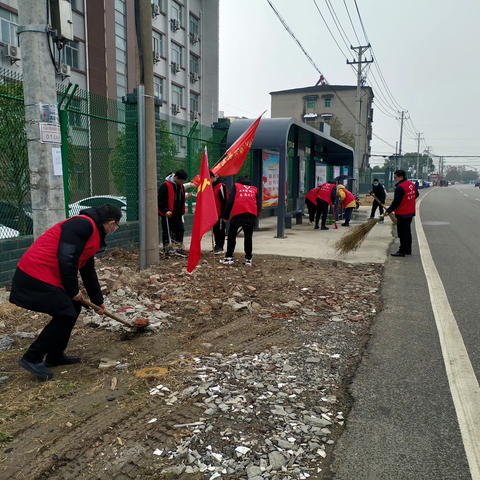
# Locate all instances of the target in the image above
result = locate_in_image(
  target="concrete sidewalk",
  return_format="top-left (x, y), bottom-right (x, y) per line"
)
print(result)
top-left (185, 206), bottom-right (394, 264)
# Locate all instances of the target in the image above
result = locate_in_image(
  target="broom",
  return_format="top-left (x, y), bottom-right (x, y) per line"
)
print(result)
top-left (369, 192), bottom-right (397, 225)
top-left (334, 212), bottom-right (388, 256)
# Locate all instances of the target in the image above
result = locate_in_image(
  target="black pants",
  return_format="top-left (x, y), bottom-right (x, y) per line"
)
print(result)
top-left (161, 215), bottom-right (184, 247)
top-left (23, 302), bottom-right (82, 363)
top-left (226, 224), bottom-right (253, 260)
top-left (370, 200), bottom-right (384, 218)
top-left (396, 216), bottom-right (413, 254)
top-left (344, 207), bottom-right (354, 224)
top-left (213, 217), bottom-right (225, 249)
top-left (305, 199), bottom-right (316, 222)
top-left (315, 199), bottom-right (329, 227)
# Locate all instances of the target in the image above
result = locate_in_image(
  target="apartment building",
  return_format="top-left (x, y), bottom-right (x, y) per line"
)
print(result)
top-left (271, 85), bottom-right (373, 170)
top-left (0, 0), bottom-right (219, 128)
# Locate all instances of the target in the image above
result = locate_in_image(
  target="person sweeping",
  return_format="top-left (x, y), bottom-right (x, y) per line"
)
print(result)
top-left (336, 180), bottom-right (356, 227)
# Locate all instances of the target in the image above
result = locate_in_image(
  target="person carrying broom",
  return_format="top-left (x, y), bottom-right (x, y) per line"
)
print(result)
top-left (385, 169), bottom-right (419, 257)
top-left (335, 180), bottom-right (356, 227)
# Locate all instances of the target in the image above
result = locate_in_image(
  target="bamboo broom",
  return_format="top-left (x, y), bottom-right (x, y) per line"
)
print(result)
top-left (369, 192), bottom-right (397, 225)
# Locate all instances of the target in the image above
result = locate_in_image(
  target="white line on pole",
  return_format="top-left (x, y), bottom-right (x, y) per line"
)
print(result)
top-left (416, 193), bottom-right (480, 478)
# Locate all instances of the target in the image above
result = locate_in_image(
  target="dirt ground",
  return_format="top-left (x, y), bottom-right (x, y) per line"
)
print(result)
top-left (0, 250), bottom-right (383, 479)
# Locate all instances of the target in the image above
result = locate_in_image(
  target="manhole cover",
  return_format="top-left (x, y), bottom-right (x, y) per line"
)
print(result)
top-left (422, 221), bottom-right (450, 226)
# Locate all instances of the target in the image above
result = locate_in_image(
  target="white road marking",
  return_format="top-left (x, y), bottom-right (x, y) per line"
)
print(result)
top-left (465, 194), bottom-right (468, 197)
top-left (475, 198), bottom-right (480, 202)
top-left (416, 194), bottom-right (480, 478)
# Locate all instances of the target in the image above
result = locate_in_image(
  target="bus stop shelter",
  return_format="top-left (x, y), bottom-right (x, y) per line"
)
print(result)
top-left (226, 117), bottom-right (354, 238)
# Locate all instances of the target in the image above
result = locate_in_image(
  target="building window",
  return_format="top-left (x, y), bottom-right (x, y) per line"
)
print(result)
top-left (61, 41), bottom-right (79, 69)
top-left (190, 53), bottom-right (199, 74)
top-left (67, 0), bottom-right (79, 10)
top-left (189, 14), bottom-right (199, 35)
top-left (0, 8), bottom-right (19, 46)
top-left (307, 100), bottom-right (316, 109)
top-left (172, 1), bottom-right (182, 25)
top-left (154, 76), bottom-right (163, 101)
top-left (172, 84), bottom-right (183, 107)
top-left (152, 30), bottom-right (162, 56)
top-left (190, 92), bottom-right (199, 112)
top-left (172, 124), bottom-right (184, 148)
top-left (171, 42), bottom-right (183, 66)
top-left (152, 0), bottom-right (162, 10)
top-left (115, 0), bottom-right (127, 102)
top-left (325, 99), bottom-right (331, 108)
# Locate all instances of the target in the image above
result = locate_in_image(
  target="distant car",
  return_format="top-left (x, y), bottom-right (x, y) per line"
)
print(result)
top-left (68, 195), bottom-right (128, 222)
top-left (0, 200), bottom-right (33, 236)
top-left (410, 179), bottom-right (424, 189)
top-left (0, 224), bottom-right (21, 240)
top-left (475, 182), bottom-right (480, 188)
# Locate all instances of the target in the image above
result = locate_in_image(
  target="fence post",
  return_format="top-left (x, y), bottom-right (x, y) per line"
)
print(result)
top-left (138, 85), bottom-right (147, 270)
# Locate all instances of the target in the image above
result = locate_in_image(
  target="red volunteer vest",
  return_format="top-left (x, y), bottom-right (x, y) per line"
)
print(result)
top-left (340, 188), bottom-right (356, 208)
top-left (230, 183), bottom-right (258, 218)
top-left (158, 181), bottom-right (185, 216)
top-left (395, 180), bottom-right (416, 215)
top-left (213, 183), bottom-right (228, 216)
top-left (18, 215), bottom-right (101, 289)
top-left (306, 187), bottom-right (321, 203)
top-left (318, 183), bottom-right (335, 205)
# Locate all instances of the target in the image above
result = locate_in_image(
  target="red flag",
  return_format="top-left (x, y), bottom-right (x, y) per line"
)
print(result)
top-left (187, 148), bottom-right (218, 273)
top-left (191, 111), bottom-right (264, 185)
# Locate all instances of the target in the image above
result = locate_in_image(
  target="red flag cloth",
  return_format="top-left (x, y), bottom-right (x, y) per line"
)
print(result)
top-left (191, 112), bottom-right (264, 186)
top-left (187, 148), bottom-right (218, 273)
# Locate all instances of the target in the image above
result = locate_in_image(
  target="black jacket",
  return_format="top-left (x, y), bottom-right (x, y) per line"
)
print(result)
top-left (370, 183), bottom-right (386, 203)
top-left (157, 174), bottom-right (186, 219)
top-left (212, 177), bottom-right (228, 218)
top-left (386, 179), bottom-right (419, 218)
top-left (9, 207), bottom-right (107, 318)
top-left (223, 177), bottom-right (261, 228)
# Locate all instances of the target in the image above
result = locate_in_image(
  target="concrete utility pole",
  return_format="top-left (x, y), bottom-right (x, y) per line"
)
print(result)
top-left (138, 0), bottom-right (159, 267)
top-left (416, 132), bottom-right (422, 178)
top-left (397, 111), bottom-right (406, 170)
top-left (18, 0), bottom-right (66, 238)
top-left (347, 44), bottom-right (373, 191)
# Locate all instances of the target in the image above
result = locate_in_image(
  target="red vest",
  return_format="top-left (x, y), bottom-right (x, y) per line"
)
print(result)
top-left (340, 188), bottom-right (356, 208)
top-left (306, 187), bottom-right (321, 203)
top-left (395, 180), bottom-right (416, 215)
top-left (318, 183), bottom-right (335, 205)
top-left (158, 181), bottom-right (185, 216)
top-left (213, 182), bottom-right (228, 216)
top-left (18, 215), bottom-right (101, 290)
top-left (231, 183), bottom-right (258, 218)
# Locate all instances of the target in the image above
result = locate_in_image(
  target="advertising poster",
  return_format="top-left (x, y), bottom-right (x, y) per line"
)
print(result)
top-left (334, 166), bottom-right (341, 179)
top-left (262, 150), bottom-right (286, 208)
top-left (315, 163), bottom-right (327, 186)
top-left (299, 157), bottom-right (306, 195)
top-left (343, 167), bottom-right (349, 185)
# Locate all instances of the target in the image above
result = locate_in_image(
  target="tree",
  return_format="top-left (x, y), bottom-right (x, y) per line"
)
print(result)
top-left (445, 165), bottom-right (478, 183)
top-left (382, 152), bottom-right (434, 176)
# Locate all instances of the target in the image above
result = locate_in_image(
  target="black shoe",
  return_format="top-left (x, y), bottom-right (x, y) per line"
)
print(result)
top-left (391, 251), bottom-right (405, 257)
top-left (45, 355), bottom-right (81, 368)
top-left (321, 226), bottom-right (329, 230)
top-left (18, 358), bottom-right (54, 380)
top-left (341, 223), bottom-right (350, 227)
top-left (314, 224), bottom-right (319, 229)
top-left (406, 252), bottom-right (412, 255)
top-left (175, 248), bottom-right (188, 258)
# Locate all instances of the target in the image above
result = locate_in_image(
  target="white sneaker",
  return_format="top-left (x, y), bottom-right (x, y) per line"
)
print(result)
top-left (219, 257), bottom-right (234, 265)
top-left (245, 259), bottom-right (252, 266)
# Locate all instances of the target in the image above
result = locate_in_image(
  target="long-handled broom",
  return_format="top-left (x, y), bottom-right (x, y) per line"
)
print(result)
top-left (369, 192), bottom-right (397, 225)
top-left (334, 212), bottom-right (389, 256)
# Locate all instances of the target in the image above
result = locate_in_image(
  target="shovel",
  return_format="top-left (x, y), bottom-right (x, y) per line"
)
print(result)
top-left (80, 299), bottom-right (148, 328)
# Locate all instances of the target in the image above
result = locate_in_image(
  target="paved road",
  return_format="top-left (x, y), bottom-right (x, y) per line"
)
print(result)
top-left (329, 185), bottom-right (480, 480)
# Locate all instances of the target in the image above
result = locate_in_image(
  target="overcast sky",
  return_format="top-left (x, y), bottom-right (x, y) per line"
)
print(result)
top-left (219, 0), bottom-right (480, 169)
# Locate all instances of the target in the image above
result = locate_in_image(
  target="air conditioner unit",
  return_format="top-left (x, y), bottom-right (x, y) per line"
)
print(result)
top-left (190, 110), bottom-right (199, 120)
top-left (151, 4), bottom-right (160, 17)
top-left (58, 63), bottom-right (71, 78)
top-left (190, 71), bottom-right (199, 83)
top-left (5, 44), bottom-right (21, 62)
top-left (172, 104), bottom-right (180, 115)
top-left (170, 19), bottom-right (180, 32)
top-left (190, 33), bottom-right (199, 45)
top-left (153, 51), bottom-right (161, 64)
top-left (171, 62), bottom-right (180, 73)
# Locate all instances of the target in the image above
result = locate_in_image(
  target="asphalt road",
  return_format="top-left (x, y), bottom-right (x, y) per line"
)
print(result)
top-left (329, 184), bottom-right (480, 480)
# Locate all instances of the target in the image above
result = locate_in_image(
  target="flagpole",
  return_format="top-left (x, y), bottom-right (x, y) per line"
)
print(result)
top-left (211, 229), bottom-right (217, 292)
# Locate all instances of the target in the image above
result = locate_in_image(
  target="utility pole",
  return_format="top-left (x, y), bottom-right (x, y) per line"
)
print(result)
top-left (347, 44), bottom-right (373, 192)
top-left (424, 146), bottom-right (430, 180)
top-left (396, 111), bottom-right (406, 171)
top-left (137, 0), bottom-right (159, 267)
top-left (18, 0), bottom-right (66, 238)
top-left (416, 133), bottom-right (422, 178)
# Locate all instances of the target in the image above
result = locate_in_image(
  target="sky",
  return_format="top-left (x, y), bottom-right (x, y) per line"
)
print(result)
top-left (218, 0), bottom-right (480, 170)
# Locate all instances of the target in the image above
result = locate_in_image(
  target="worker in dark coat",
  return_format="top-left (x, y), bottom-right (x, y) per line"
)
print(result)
top-left (9, 204), bottom-right (122, 380)
top-left (210, 170), bottom-right (228, 255)
top-left (369, 178), bottom-right (387, 221)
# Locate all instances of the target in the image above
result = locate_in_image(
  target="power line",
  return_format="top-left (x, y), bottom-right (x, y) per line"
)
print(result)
top-left (343, 0), bottom-right (361, 44)
top-left (323, 0), bottom-right (353, 52)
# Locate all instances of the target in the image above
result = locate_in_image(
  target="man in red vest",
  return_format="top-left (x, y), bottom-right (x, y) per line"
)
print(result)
top-left (315, 181), bottom-right (337, 230)
top-left (220, 175), bottom-right (261, 266)
top-left (385, 169), bottom-right (419, 257)
top-left (9, 204), bottom-right (122, 380)
top-left (158, 169), bottom-right (190, 257)
top-left (305, 186), bottom-right (321, 225)
top-left (210, 170), bottom-right (228, 255)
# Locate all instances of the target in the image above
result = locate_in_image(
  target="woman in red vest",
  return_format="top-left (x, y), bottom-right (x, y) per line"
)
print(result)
top-left (385, 169), bottom-right (419, 256)
top-left (210, 170), bottom-right (228, 255)
top-left (316, 182), bottom-right (337, 230)
top-left (336, 180), bottom-right (356, 227)
top-left (305, 186), bottom-right (321, 225)
top-left (220, 176), bottom-right (261, 267)
top-left (9, 204), bottom-right (122, 380)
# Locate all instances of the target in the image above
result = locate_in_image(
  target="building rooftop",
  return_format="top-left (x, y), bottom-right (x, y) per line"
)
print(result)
top-left (270, 84), bottom-right (374, 97)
